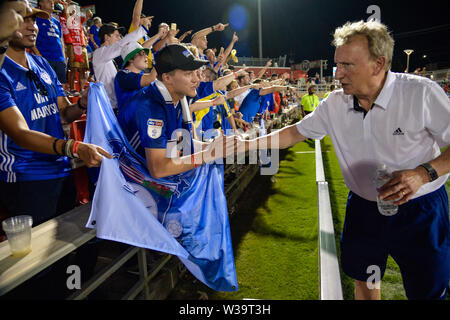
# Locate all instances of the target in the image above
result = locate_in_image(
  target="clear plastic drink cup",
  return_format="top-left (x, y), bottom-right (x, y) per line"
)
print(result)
top-left (2, 215), bottom-right (33, 257)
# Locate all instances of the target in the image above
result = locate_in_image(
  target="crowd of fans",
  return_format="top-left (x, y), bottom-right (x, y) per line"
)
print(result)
top-left (0, 0), bottom-right (338, 232)
top-left (0, 0), bottom-right (371, 253)
top-left (0, 0), bottom-right (448, 300)
top-left (0, 0), bottom-right (306, 290)
top-left (0, 0), bottom-right (294, 225)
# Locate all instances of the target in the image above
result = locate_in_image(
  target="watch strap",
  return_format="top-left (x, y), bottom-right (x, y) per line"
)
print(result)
top-left (419, 163), bottom-right (438, 182)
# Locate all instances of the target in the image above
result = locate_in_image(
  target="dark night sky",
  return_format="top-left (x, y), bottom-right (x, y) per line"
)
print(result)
top-left (76, 0), bottom-right (450, 76)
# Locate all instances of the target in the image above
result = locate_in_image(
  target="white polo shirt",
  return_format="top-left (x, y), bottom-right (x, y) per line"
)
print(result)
top-left (297, 71), bottom-right (450, 201)
top-left (92, 26), bottom-right (147, 110)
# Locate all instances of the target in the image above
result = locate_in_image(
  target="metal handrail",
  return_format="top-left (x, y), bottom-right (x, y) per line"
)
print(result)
top-left (315, 139), bottom-right (343, 300)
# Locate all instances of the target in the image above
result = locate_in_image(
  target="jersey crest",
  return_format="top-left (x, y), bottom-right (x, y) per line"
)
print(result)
top-left (147, 119), bottom-right (164, 139)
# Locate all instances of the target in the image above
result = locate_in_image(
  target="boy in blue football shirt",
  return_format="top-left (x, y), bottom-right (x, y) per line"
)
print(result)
top-left (118, 44), bottom-right (236, 179)
top-left (114, 41), bottom-right (157, 110)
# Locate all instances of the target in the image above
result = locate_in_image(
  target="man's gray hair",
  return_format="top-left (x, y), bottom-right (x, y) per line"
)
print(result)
top-left (332, 20), bottom-right (394, 71)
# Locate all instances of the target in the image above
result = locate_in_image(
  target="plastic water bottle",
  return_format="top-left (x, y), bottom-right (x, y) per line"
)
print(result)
top-left (375, 164), bottom-right (398, 216)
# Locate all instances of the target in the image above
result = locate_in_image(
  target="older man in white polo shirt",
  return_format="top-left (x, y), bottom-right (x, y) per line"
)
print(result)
top-left (242, 20), bottom-right (450, 300)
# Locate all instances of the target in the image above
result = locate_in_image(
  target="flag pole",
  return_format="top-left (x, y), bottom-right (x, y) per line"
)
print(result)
top-left (180, 97), bottom-right (198, 140)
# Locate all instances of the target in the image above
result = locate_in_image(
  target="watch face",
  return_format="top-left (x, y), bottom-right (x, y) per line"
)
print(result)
top-left (430, 168), bottom-right (439, 181)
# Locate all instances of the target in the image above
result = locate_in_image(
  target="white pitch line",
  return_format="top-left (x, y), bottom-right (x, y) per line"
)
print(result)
top-left (296, 151), bottom-right (329, 154)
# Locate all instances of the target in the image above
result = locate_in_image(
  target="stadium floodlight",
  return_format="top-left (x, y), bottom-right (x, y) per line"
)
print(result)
top-left (403, 49), bottom-right (414, 73)
top-left (258, 0), bottom-right (263, 59)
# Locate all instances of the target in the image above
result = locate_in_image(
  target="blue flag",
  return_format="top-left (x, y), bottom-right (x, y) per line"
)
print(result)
top-left (84, 83), bottom-right (238, 291)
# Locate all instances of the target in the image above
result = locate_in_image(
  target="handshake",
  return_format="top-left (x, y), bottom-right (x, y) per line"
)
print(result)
top-left (172, 127), bottom-right (280, 174)
top-left (197, 131), bottom-right (273, 163)
top-left (186, 132), bottom-right (279, 175)
top-left (200, 134), bottom-right (247, 164)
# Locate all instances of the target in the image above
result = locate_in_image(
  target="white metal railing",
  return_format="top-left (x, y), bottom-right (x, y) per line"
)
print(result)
top-left (315, 139), bottom-right (343, 300)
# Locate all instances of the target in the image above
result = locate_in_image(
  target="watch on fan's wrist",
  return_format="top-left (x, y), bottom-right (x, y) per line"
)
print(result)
top-left (419, 163), bottom-right (438, 182)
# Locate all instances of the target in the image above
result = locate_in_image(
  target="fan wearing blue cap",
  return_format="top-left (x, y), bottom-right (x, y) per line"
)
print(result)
top-left (114, 41), bottom-right (157, 110)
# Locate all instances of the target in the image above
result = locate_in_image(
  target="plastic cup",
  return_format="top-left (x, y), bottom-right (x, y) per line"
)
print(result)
top-left (2, 215), bottom-right (33, 258)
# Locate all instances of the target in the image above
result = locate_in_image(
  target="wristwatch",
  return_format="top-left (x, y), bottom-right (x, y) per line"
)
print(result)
top-left (419, 163), bottom-right (439, 182)
top-left (0, 43), bottom-right (8, 54)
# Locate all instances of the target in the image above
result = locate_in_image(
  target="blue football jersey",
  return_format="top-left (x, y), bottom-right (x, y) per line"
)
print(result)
top-left (0, 54), bottom-right (71, 182)
top-left (191, 81), bottom-right (214, 127)
top-left (259, 93), bottom-right (274, 114)
top-left (114, 70), bottom-right (144, 110)
top-left (191, 82), bottom-right (217, 136)
top-left (196, 81), bottom-right (214, 100)
top-left (238, 88), bottom-right (262, 123)
top-left (89, 25), bottom-right (101, 48)
top-left (35, 17), bottom-right (65, 63)
top-left (117, 80), bottom-right (190, 159)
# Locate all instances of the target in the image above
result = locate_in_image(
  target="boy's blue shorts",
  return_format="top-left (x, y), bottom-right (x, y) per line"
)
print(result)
top-left (340, 185), bottom-right (450, 300)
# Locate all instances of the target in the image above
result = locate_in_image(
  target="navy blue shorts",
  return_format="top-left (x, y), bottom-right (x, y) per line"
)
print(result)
top-left (340, 185), bottom-right (450, 300)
